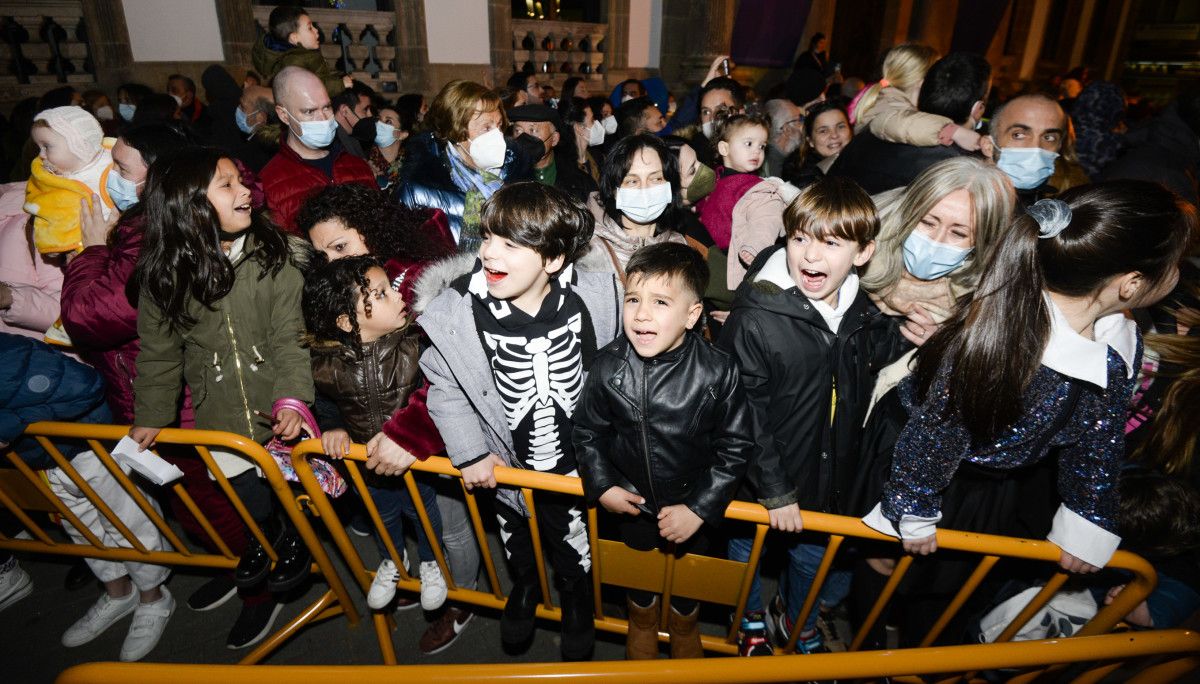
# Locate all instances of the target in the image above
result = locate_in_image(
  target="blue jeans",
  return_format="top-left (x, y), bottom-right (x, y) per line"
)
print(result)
top-left (368, 477), bottom-right (443, 564)
top-left (728, 534), bottom-right (851, 632)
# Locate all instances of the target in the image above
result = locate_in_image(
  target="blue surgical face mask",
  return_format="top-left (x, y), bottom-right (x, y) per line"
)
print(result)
top-left (902, 230), bottom-right (972, 281)
top-left (105, 169), bottom-right (142, 211)
top-left (286, 110), bottom-right (338, 149)
top-left (374, 120), bottom-right (398, 148)
top-left (994, 144), bottom-right (1059, 190)
top-left (235, 107), bottom-right (258, 135)
top-left (118, 103), bottom-right (136, 121)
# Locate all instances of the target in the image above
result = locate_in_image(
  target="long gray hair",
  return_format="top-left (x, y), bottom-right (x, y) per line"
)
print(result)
top-left (861, 156), bottom-right (1015, 298)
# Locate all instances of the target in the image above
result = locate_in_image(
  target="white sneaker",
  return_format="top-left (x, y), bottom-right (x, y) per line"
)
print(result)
top-left (63, 589), bottom-right (139, 647)
top-left (0, 559), bottom-right (32, 612)
top-left (120, 587), bottom-right (175, 661)
top-left (419, 561), bottom-right (448, 611)
top-left (367, 559), bottom-right (400, 610)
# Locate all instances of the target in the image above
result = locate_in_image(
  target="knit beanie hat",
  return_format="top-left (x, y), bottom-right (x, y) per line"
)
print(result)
top-left (34, 106), bottom-right (103, 166)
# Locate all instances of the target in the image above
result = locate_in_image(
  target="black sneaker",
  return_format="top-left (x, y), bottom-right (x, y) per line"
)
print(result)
top-left (265, 532), bottom-right (312, 593)
top-left (187, 575), bottom-right (238, 612)
top-left (226, 600), bottom-right (284, 650)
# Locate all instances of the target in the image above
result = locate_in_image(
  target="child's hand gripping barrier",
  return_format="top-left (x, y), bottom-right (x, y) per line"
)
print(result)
top-left (266, 398), bottom-right (348, 497)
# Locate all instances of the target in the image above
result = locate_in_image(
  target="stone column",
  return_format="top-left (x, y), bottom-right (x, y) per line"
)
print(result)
top-left (660, 0), bottom-right (735, 87)
top-left (79, 0), bottom-right (133, 77)
top-left (487, 0), bottom-right (514, 87)
top-left (214, 0), bottom-right (256, 69)
top-left (1018, 0), bottom-right (1052, 81)
top-left (393, 0), bottom-right (432, 93)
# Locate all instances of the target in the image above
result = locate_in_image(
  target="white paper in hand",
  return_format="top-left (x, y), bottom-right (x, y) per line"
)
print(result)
top-left (110, 436), bottom-right (185, 485)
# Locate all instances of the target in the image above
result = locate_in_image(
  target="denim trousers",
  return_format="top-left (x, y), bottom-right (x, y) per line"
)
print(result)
top-left (728, 534), bottom-right (851, 631)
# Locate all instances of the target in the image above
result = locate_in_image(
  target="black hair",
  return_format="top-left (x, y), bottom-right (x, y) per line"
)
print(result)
top-left (917, 53), bottom-right (991, 125)
top-left (803, 100), bottom-right (847, 140)
top-left (332, 81), bottom-right (374, 115)
top-left (599, 134), bottom-right (683, 234)
top-left (809, 32), bottom-right (826, 50)
top-left (625, 242), bottom-right (709, 303)
top-left (167, 74), bottom-right (196, 94)
top-left (111, 122), bottom-right (197, 221)
top-left (268, 6), bottom-right (308, 44)
top-left (480, 182), bottom-right (594, 270)
top-left (615, 96), bottom-right (659, 139)
top-left (507, 71), bottom-right (534, 91)
top-left (395, 93), bottom-right (424, 133)
top-left (131, 148), bottom-right (290, 333)
top-left (616, 78), bottom-right (645, 98)
top-left (302, 254), bottom-right (384, 355)
top-left (699, 76), bottom-right (746, 110)
top-left (37, 86), bottom-right (77, 112)
top-left (560, 77), bottom-right (584, 107)
top-left (585, 95), bottom-right (610, 122)
top-left (916, 180), bottom-right (1195, 440)
top-left (295, 183), bottom-right (452, 264)
top-left (117, 83), bottom-right (153, 106)
top-left (133, 93), bottom-right (182, 124)
top-left (710, 112), bottom-right (771, 159)
top-left (1118, 468), bottom-right (1200, 558)
top-left (558, 96), bottom-right (590, 126)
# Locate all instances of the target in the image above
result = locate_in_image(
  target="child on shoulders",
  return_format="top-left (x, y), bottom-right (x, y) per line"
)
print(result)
top-left (252, 6), bottom-right (349, 94)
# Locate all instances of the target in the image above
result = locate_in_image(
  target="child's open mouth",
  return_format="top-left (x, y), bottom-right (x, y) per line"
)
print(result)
top-left (799, 268), bottom-right (827, 292)
top-left (631, 328), bottom-right (656, 345)
top-left (484, 268), bottom-right (507, 284)
top-left (234, 202), bottom-right (252, 214)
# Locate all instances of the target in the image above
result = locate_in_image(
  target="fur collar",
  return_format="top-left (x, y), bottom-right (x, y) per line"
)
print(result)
top-left (411, 252), bottom-right (476, 315)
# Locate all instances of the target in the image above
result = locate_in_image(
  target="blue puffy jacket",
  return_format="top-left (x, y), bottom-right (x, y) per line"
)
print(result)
top-left (0, 333), bottom-right (111, 468)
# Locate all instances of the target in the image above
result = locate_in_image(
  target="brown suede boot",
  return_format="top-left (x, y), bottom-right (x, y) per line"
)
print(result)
top-left (668, 605), bottom-right (703, 659)
top-left (626, 597), bottom-right (660, 659)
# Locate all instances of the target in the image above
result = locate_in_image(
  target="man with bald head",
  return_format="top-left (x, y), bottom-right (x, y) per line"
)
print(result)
top-left (982, 94), bottom-right (1087, 202)
top-left (259, 66), bottom-right (375, 232)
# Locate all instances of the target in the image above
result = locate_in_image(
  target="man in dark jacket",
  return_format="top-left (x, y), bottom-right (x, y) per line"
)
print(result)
top-left (717, 178), bottom-right (905, 654)
top-left (1103, 89), bottom-right (1200, 207)
top-left (829, 52), bottom-right (991, 194)
top-left (508, 104), bottom-right (598, 205)
top-left (574, 243), bottom-right (754, 660)
top-left (260, 66), bottom-right (375, 233)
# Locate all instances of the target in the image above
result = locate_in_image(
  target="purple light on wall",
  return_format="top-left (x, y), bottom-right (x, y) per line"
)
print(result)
top-left (731, 0), bottom-right (813, 68)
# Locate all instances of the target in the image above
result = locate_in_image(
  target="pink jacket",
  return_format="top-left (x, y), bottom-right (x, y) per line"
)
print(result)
top-left (0, 182), bottom-right (64, 340)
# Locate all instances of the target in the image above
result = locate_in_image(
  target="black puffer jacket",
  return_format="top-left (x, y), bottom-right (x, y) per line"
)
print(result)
top-left (717, 245), bottom-right (905, 513)
top-left (573, 332), bottom-right (756, 526)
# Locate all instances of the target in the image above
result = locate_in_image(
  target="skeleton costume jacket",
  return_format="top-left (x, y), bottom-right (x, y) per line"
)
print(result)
top-left (414, 253), bottom-right (621, 515)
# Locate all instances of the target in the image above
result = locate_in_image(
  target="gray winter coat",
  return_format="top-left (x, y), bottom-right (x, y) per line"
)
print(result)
top-left (413, 253), bottom-right (622, 514)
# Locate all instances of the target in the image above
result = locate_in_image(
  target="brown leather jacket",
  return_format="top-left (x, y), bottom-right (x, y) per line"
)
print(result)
top-left (310, 329), bottom-right (422, 444)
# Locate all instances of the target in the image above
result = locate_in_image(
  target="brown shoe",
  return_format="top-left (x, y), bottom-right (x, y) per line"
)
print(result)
top-left (626, 597), bottom-right (660, 659)
top-left (419, 606), bottom-right (473, 655)
top-left (668, 605), bottom-right (703, 659)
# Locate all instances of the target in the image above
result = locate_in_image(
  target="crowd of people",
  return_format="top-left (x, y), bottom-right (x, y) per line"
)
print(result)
top-left (1, 5), bottom-right (1199, 668)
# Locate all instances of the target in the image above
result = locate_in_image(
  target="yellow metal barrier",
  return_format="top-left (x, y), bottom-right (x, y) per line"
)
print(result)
top-left (0, 422), bottom-right (360, 665)
top-left (287, 439), bottom-right (1162, 673)
top-left (52, 630), bottom-right (1200, 683)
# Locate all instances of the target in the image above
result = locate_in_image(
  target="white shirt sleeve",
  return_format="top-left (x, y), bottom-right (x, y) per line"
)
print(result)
top-left (862, 502), bottom-right (941, 540)
top-left (1046, 504), bottom-right (1121, 568)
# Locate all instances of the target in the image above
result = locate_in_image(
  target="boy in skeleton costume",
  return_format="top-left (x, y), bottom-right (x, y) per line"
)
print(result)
top-left (415, 183), bottom-right (621, 661)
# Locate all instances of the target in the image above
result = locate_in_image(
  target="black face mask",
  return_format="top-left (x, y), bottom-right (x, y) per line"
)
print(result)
top-left (350, 115), bottom-right (378, 147)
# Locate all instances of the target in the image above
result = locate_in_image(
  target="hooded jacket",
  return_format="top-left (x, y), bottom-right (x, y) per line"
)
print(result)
top-left (413, 252), bottom-right (621, 515)
top-left (134, 234), bottom-right (314, 472)
top-left (717, 246), bottom-right (904, 512)
top-left (0, 182), bottom-right (63, 340)
top-left (309, 328), bottom-right (444, 459)
top-left (573, 332), bottom-right (755, 526)
top-left (251, 34), bottom-right (346, 97)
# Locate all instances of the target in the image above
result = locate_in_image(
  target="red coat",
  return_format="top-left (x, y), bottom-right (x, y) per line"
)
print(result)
top-left (59, 214), bottom-right (193, 427)
top-left (260, 138), bottom-right (376, 233)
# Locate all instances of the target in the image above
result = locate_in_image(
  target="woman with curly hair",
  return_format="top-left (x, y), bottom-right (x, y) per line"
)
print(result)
top-left (296, 183), bottom-right (455, 305)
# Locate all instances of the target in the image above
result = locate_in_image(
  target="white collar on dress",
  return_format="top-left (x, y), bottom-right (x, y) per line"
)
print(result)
top-left (1040, 292), bottom-right (1138, 388)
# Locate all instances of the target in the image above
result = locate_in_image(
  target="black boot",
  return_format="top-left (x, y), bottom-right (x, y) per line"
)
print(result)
top-left (266, 529), bottom-right (312, 592)
top-left (500, 572), bottom-right (541, 650)
top-left (559, 575), bottom-right (595, 661)
top-left (235, 518), bottom-right (281, 589)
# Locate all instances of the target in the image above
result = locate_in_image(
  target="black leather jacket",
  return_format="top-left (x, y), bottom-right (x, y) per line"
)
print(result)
top-left (573, 332), bottom-right (756, 526)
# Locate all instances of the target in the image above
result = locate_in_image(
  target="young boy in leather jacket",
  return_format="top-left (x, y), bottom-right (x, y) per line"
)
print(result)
top-left (574, 242), bottom-right (756, 659)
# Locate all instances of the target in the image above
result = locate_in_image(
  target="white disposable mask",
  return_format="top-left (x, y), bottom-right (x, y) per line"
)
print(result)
top-left (468, 127), bottom-right (506, 171)
top-left (701, 120), bottom-right (716, 139)
top-left (602, 115), bottom-right (618, 135)
top-left (170, 94), bottom-right (183, 107)
top-left (616, 182), bottom-right (672, 224)
top-left (94, 105), bottom-right (114, 121)
top-left (374, 120), bottom-right (398, 148)
top-left (587, 120), bottom-right (605, 146)
top-left (286, 109), bottom-right (338, 149)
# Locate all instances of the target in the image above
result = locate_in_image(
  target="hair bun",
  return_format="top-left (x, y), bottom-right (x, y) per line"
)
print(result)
top-left (1028, 198), bottom-right (1072, 239)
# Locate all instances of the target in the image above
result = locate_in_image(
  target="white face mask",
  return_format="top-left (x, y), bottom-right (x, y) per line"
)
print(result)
top-left (374, 120), bottom-right (398, 148)
top-left (701, 120), bottom-right (716, 139)
top-left (587, 120), bottom-right (605, 146)
top-left (94, 106), bottom-right (114, 122)
top-left (616, 182), bottom-right (672, 224)
top-left (621, 94), bottom-right (635, 103)
top-left (170, 94), bottom-right (183, 108)
top-left (468, 127), bottom-right (506, 171)
top-left (602, 115), bottom-right (618, 135)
